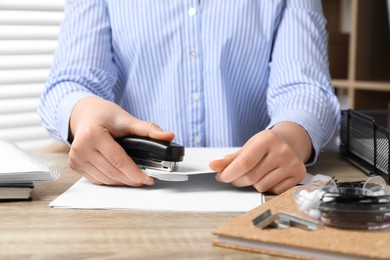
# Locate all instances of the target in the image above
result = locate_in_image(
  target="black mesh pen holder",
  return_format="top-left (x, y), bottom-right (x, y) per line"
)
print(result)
top-left (340, 109), bottom-right (390, 184)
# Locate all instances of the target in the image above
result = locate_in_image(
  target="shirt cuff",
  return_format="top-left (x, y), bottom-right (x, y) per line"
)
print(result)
top-left (56, 87), bottom-right (97, 145)
top-left (266, 109), bottom-right (323, 166)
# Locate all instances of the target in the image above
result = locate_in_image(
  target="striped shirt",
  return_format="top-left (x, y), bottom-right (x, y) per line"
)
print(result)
top-left (38, 0), bottom-right (340, 164)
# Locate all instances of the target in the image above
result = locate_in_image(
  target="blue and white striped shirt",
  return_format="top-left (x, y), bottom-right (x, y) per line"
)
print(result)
top-left (38, 0), bottom-right (340, 164)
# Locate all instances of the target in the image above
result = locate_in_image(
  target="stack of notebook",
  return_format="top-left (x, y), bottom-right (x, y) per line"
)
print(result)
top-left (0, 182), bottom-right (34, 201)
top-left (0, 140), bottom-right (60, 201)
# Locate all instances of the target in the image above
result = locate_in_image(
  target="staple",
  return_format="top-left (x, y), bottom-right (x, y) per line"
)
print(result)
top-left (253, 210), bottom-right (320, 231)
top-left (277, 212), bottom-right (320, 231)
top-left (252, 209), bottom-right (278, 229)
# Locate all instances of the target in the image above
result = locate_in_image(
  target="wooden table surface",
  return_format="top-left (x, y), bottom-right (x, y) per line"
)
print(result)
top-left (0, 150), bottom-right (368, 259)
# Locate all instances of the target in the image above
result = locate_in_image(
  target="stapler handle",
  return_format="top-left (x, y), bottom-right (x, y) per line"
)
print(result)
top-left (116, 136), bottom-right (184, 162)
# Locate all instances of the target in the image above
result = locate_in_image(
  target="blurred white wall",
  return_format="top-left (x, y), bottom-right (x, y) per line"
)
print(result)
top-left (0, 0), bottom-right (65, 151)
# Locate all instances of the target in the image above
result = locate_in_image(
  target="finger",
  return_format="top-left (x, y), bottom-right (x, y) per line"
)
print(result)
top-left (80, 168), bottom-right (133, 186)
top-left (230, 171), bottom-right (264, 188)
top-left (252, 165), bottom-right (305, 194)
top-left (127, 119), bottom-right (175, 141)
top-left (267, 177), bottom-right (299, 194)
top-left (251, 168), bottom-right (288, 193)
top-left (230, 166), bottom-right (270, 188)
top-left (95, 132), bottom-right (155, 185)
top-left (229, 152), bottom-right (280, 187)
top-left (88, 151), bottom-right (146, 186)
top-left (79, 170), bottom-right (104, 185)
top-left (217, 139), bottom-right (268, 183)
top-left (68, 146), bottom-right (100, 183)
top-left (69, 136), bottom-right (144, 186)
top-left (69, 151), bottom-right (129, 186)
top-left (210, 151), bottom-right (239, 172)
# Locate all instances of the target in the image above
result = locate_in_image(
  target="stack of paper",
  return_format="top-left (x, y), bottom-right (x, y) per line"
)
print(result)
top-left (0, 139), bottom-right (60, 201)
top-left (50, 148), bottom-right (265, 212)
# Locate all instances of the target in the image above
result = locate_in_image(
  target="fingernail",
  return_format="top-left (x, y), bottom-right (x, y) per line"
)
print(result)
top-left (144, 177), bottom-right (155, 186)
top-left (215, 174), bottom-right (221, 182)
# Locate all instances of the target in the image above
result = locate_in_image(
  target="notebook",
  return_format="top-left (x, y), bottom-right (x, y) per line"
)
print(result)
top-left (0, 182), bottom-right (34, 201)
top-left (0, 139), bottom-right (60, 183)
top-left (213, 187), bottom-right (390, 260)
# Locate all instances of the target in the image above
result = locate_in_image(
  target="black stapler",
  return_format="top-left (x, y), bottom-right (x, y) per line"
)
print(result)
top-left (117, 136), bottom-right (185, 172)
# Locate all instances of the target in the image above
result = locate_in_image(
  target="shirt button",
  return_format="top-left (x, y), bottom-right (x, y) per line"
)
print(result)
top-left (191, 50), bottom-right (199, 58)
top-left (194, 135), bottom-right (201, 145)
top-left (188, 7), bottom-right (197, 16)
top-left (192, 92), bottom-right (200, 101)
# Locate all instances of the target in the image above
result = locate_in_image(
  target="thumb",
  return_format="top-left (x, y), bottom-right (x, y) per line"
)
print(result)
top-left (127, 119), bottom-right (175, 142)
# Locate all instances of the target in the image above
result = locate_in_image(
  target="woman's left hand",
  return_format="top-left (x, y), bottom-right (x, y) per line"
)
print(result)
top-left (209, 122), bottom-right (312, 194)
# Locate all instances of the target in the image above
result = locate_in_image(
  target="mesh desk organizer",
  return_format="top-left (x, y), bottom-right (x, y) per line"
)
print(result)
top-left (340, 109), bottom-right (390, 184)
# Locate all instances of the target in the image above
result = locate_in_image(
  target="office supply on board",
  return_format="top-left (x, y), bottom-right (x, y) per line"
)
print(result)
top-left (117, 136), bottom-right (184, 172)
top-left (295, 176), bottom-right (390, 230)
top-left (213, 186), bottom-right (390, 260)
top-left (340, 109), bottom-right (390, 184)
top-left (252, 210), bottom-right (320, 231)
top-left (0, 139), bottom-right (60, 183)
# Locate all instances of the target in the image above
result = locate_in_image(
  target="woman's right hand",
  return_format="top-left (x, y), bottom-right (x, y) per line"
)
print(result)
top-left (68, 96), bottom-right (175, 187)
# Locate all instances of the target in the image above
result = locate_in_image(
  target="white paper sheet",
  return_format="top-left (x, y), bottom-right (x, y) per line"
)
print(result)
top-left (50, 175), bottom-right (264, 212)
top-left (50, 147), bottom-right (266, 212)
top-left (145, 147), bottom-right (239, 181)
top-left (49, 148), bottom-right (328, 212)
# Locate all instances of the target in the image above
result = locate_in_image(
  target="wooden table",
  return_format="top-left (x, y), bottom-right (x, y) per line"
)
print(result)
top-left (0, 151), bottom-right (368, 259)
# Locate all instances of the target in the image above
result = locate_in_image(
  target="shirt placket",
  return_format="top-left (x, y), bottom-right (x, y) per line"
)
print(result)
top-left (183, 1), bottom-right (204, 147)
